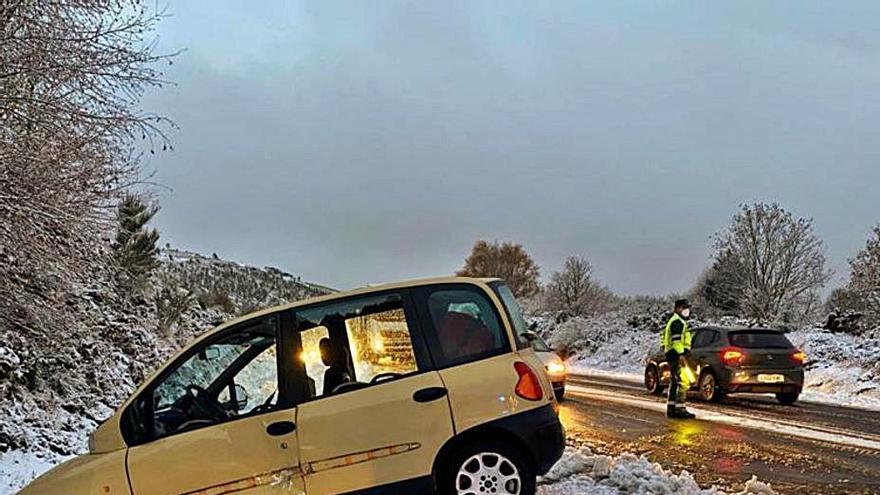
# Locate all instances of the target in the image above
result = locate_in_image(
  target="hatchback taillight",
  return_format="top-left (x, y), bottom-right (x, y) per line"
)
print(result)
top-left (514, 362), bottom-right (544, 401)
top-left (791, 350), bottom-right (806, 365)
top-left (720, 346), bottom-right (745, 366)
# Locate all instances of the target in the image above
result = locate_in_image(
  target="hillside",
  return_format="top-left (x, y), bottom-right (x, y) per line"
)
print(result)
top-left (0, 248), bottom-right (331, 491)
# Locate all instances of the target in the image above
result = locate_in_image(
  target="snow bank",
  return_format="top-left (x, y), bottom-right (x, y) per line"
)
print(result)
top-left (788, 329), bottom-right (880, 409)
top-left (539, 446), bottom-right (776, 495)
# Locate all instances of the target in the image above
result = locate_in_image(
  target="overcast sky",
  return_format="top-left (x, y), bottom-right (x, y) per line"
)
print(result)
top-left (142, 1), bottom-right (880, 295)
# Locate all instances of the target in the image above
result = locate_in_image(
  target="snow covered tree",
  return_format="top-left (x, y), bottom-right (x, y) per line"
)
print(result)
top-left (544, 256), bottom-right (615, 316)
top-left (0, 2), bottom-right (174, 332)
top-left (842, 226), bottom-right (880, 330)
top-left (114, 194), bottom-right (160, 292)
top-left (692, 250), bottom-right (746, 317)
top-left (457, 240), bottom-right (540, 298)
top-left (712, 203), bottom-right (830, 324)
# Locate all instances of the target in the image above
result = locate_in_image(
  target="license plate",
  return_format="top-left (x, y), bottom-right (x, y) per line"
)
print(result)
top-left (757, 374), bottom-right (784, 383)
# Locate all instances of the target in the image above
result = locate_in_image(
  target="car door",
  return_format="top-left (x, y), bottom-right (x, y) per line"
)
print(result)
top-left (414, 282), bottom-right (555, 434)
top-left (688, 329), bottom-right (714, 375)
top-left (293, 290), bottom-right (454, 495)
top-left (124, 313), bottom-right (306, 495)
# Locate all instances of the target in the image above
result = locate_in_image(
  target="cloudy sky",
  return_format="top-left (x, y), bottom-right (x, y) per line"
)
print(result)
top-left (143, 1), bottom-right (880, 294)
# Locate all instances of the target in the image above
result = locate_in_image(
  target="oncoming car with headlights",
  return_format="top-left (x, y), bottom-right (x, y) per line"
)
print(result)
top-left (19, 277), bottom-right (564, 495)
top-left (523, 333), bottom-right (567, 400)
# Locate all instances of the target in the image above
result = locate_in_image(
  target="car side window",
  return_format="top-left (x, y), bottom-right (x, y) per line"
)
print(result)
top-left (691, 330), bottom-right (710, 349)
top-left (708, 330), bottom-right (720, 347)
top-left (419, 285), bottom-right (509, 367)
top-left (142, 316), bottom-right (279, 441)
top-left (294, 292), bottom-right (426, 399)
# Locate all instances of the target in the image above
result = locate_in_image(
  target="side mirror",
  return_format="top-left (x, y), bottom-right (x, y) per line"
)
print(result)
top-left (520, 331), bottom-right (539, 343)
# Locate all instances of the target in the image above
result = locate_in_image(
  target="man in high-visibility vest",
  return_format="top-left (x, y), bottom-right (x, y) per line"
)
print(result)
top-left (662, 299), bottom-right (695, 419)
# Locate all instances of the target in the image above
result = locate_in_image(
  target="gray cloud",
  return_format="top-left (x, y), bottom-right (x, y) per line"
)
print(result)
top-left (142, 1), bottom-right (880, 294)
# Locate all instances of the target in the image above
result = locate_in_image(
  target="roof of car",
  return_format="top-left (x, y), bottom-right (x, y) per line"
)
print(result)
top-left (696, 325), bottom-right (782, 333)
top-left (206, 275), bottom-right (503, 336)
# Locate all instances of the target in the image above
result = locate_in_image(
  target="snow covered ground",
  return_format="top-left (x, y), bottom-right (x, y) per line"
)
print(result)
top-left (549, 315), bottom-right (880, 410)
top-left (538, 446), bottom-right (776, 495)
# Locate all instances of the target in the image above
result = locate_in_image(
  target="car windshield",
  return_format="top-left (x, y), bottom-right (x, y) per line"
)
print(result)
top-left (728, 330), bottom-right (793, 349)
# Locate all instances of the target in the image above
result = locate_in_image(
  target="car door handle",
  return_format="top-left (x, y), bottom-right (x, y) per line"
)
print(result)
top-left (266, 421), bottom-right (296, 436)
top-left (413, 387), bottom-right (448, 403)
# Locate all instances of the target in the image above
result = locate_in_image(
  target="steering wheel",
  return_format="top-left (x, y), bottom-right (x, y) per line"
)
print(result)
top-left (250, 390), bottom-right (277, 414)
top-left (184, 385), bottom-right (228, 420)
top-left (370, 372), bottom-right (403, 384)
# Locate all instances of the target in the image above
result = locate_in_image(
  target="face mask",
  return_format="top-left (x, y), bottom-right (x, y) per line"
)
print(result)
top-left (681, 308), bottom-right (691, 318)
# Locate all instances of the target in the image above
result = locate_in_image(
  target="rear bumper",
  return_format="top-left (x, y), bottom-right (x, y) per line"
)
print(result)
top-left (719, 367), bottom-right (804, 394)
top-left (491, 404), bottom-right (565, 474)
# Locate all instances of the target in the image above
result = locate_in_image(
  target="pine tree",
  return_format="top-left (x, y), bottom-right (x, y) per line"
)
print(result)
top-left (114, 194), bottom-right (160, 292)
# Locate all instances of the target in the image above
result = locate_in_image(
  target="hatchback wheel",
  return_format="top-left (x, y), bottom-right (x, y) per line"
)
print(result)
top-left (698, 371), bottom-right (723, 402)
top-left (645, 365), bottom-right (663, 396)
top-left (440, 440), bottom-right (535, 495)
top-left (776, 392), bottom-right (799, 406)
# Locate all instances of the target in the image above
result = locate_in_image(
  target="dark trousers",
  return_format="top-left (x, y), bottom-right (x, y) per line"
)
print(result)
top-left (666, 351), bottom-right (687, 412)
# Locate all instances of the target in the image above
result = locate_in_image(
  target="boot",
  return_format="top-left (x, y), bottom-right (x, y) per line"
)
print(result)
top-left (676, 408), bottom-right (696, 419)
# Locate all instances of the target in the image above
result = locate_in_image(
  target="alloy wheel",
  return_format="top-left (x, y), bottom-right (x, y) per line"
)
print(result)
top-left (456, 452), bottom-right (521, 495)
top-left (700, 373), bottom-right (716, 401)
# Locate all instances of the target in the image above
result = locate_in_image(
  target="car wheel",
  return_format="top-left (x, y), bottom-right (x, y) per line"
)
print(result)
top-left (776, 392), bottom-right (799, 406)
top-left (554, 385), bottom-right (565, 401)
top-left (645, 365), bottom-right (663, 396)
top-left (439, 440), bottom-right (535, 495)
top-left (698, 371), bottom-right (723, 402)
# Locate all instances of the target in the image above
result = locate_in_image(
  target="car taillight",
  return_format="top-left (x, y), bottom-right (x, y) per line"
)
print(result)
top-left (514, 362), bottom-right (544, 401)
top-left (720, 346), bottom-right (744, 366)
top-left (791, 350), bottom-right (806, 365)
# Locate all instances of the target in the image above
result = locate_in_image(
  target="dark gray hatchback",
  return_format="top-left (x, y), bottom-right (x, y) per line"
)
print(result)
top-left (644, 326), bottom-right (806, 405)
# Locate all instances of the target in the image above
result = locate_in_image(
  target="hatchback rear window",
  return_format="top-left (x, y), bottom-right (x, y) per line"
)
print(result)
top-left (728, 330), bottom-right (793, 349)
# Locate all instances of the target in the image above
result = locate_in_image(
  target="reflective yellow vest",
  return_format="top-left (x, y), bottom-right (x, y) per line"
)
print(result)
top-left (661, 312), bottom-right (692, 354)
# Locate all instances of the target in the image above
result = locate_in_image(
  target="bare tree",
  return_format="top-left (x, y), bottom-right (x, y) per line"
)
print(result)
top-left (712, 203), bottom-right (830, 323)
top-left (544, 255), bottom-right (615, 316)
top-left (0, 2), bottom-right (175, 331)
top-left (457, 240), bottom-right (540, 298)
top-left (842, 226), bottom-right (880, 329)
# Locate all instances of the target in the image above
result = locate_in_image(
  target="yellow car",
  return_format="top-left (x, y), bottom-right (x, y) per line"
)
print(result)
top-left (19, 277), bottom-right (564, 495)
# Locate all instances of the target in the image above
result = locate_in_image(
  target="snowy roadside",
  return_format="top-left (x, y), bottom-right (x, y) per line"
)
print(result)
top-left (545, 315), bottom-right (880, 410)
top-left (539, 446), bottom-right (776, 495)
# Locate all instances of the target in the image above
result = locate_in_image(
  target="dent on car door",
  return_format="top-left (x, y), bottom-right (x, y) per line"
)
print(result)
top-left (293, 291), bottom-right (453, 495)
top-left (124, 313), bottom-right (306, 495)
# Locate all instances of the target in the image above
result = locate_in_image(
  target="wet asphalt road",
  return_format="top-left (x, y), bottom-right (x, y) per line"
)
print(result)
top-left (560, 374), bottom-right (880, 495)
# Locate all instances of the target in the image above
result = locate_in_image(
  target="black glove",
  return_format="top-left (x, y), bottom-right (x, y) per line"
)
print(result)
top-left (682, 349), bottom-right (690, 356)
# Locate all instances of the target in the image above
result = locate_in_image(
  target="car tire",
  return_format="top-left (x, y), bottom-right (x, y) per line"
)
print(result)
top-left (698, 370), bottom-right (723, 402)
top-left (776, 392), bottom-right (799, 406)
top-left (645, 365), bottom-right (663, 396)
top-left (439, 439), bottom-right (536, 495)
top-left (554, 385), bottom-right (565, 401)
